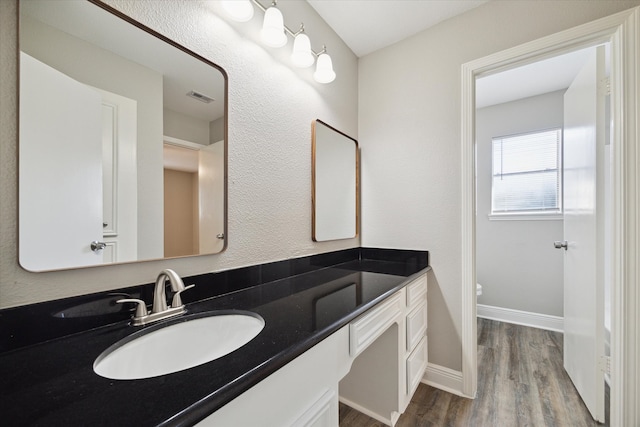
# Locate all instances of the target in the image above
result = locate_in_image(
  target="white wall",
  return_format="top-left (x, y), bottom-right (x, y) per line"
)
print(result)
top-left (476, 91), bottom-right (565, 317)
top-left (163, 107), bottom-right (211, 146)
top-left (210, 117), bottom-right (224, 144)
top-left (359, 0), bottom-right (640, 371)
top-left (0, 0), bottom-right (358, 308)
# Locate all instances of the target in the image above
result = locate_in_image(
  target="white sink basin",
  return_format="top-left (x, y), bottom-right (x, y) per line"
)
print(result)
top-left (93, 311), bottom-right (265, 380)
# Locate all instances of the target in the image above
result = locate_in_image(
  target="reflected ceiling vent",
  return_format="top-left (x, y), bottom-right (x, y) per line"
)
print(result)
top-left (186, 90), bottom-right (215, 103)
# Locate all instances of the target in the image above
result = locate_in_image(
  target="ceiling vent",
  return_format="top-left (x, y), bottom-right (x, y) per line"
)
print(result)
top-left (186, 90), bottom-right (214, 104)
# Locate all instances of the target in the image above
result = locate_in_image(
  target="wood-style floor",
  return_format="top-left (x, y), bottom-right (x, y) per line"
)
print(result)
top-left (340, 318), bottom-right (607, 426)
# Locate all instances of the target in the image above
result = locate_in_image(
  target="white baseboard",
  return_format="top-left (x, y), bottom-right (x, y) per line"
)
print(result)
top-left (338, 396), bottom-right (395, 426)
top-left (477, 304), bottom-right (564, 333)
top-left (422, 363), bottom-right (466, 397)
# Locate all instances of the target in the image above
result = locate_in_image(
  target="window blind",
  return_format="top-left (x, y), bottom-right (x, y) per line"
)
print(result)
top-left (491, 129), bottom-right (562, 214)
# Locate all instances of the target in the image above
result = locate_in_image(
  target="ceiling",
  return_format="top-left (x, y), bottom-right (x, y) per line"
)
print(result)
top-left (23, 0), bottom-right (225, 122)
top-left (306, 0), bottom-right (597, 108)
top-left (307, 0), bottom-right (489, 57)
top-left (476, 47), bottom-right (596, 108)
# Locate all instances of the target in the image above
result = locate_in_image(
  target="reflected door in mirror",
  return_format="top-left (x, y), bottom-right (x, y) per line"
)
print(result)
top-left (19, 52), bottom-right (104, 270)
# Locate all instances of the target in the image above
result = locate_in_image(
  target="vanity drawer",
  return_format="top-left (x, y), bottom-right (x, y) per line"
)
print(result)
top-left (406, 302), bottom-right (427, 351)
top-left (406, 336), bottom-right (427, 395)
top-left (349, 291), bottom-right (402, 357)
top-left (406, 275), bottom-right (427, 309)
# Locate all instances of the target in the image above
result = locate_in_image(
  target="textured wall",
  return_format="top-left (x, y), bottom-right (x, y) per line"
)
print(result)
top-left (359, 0), bottom-right (640, 371)
top-left (476, 91), bottom-right (565, 317)
top-left (0, 0), bottom-right (358, 308)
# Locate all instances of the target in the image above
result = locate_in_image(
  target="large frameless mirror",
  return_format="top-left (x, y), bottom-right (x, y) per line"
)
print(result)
top-left (312, 120), bottom-right (359, 241)
top-left (19, 0), bottom-right (227, 272)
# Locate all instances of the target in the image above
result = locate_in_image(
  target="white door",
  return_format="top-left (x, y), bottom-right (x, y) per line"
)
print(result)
top-left (562, 46), bottom-right (606, 422)
top-left (96, 89), bottom-right (138, 263)
top-left (198, 141), bottom-right (225, 254)
top-left (19, 53), bottom-right (103, 271)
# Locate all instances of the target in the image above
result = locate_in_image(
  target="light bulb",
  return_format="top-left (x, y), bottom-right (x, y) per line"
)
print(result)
top-left (221, 1), bottom-right (254, 22)
top-left (261, 6), bottom-right (287, 48)
top-left (291, 33), bottom-right (314, 68)
top-left (313, 53), bottom-right (336, 83)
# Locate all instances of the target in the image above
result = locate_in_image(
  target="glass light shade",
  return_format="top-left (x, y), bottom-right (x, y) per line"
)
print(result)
top-left (261, 6), bottom-right (287, 47)
top-left (313, 53), bottom-right (336, 83)
top-left (291, 33), bottom-right (314, 68)
top-left (221, 1), bottom-right (254, 22)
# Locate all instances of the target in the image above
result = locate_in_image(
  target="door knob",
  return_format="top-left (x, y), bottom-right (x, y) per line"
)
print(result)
top-left (91, 241), bottom-right (107, 252)
top-left (554, 240), bottom-right (568, 250)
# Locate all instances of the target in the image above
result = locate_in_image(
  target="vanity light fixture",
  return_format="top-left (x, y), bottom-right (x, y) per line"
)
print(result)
top-left (313, 47), bottom-right (336, 84)
top-left (221, 0), bottom-right (336, 83)
top-left (291, 25), bottom-right (314, 68)
top-left (220, 0), bottom-right (254, 22)
top-left (260, 1), bottom-right (287, 47)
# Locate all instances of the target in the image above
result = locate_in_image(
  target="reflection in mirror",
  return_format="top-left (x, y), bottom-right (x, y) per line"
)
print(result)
top-left (312, 120), bottom-right (359, 241)
top-left (314, 283), bottom-right (357, 329)
top-left (19, 0), bottom-right (227, 271)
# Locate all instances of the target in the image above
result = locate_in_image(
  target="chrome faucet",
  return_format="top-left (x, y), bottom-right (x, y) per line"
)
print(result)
top-left (153, 269), bottom-right (186, 313)
top-left (117, 269), bottom-right (194, 326)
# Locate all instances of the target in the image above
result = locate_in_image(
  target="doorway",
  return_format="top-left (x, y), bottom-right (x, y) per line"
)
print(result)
top-left (474, 44), bottom-right (611, 423)
top-left (164, 167), bottom-right (198, 257)
top-left (459, 8), bottom-right (640, 425)
top-left (163, 139), bottom-right (226, 256)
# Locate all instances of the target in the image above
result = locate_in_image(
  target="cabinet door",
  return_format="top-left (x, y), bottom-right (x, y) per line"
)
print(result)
top-left (406, 337), bottom-right (428, 395)
top-left (406, 302), bottom-right (427, 351)
top-left (291, 389), bottom-right (336, 427)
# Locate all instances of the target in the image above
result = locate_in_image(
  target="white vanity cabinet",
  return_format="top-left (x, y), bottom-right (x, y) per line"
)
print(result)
top-left (197, 273), bottom-right (428, 427)
top-left (339, 274), bottom-right (428, 425)
top-left (404, 275), bottom-right (428, 405)
top-left (197, 326), bottom-right (352, 427)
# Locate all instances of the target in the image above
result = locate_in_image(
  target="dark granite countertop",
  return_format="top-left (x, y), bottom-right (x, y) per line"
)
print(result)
top-left (0, 252), bottom-right (429, 426)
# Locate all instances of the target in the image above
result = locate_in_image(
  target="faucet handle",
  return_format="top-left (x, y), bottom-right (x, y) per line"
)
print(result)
top-left (171, 284), bottom-right (195, 308)
top-left (117, 299), bottom-right (149, 318)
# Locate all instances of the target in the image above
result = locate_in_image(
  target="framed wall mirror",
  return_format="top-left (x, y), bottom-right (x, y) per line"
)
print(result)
top-left (18, 0), bottom-right (227, 272)
top-left (312, 120), bottom-right (359, 241)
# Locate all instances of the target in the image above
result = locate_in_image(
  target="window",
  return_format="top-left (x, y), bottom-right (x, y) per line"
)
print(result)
top-left (491, 129), bottom-right (562, 216)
